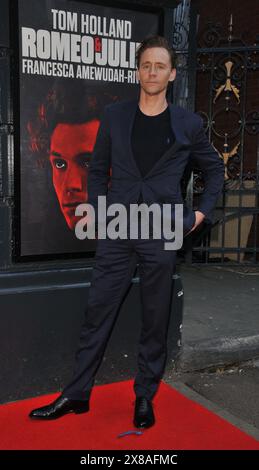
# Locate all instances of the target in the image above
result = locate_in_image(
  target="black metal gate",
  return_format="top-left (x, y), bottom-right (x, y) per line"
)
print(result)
top-left (172, 0), bottom-right (259, 266)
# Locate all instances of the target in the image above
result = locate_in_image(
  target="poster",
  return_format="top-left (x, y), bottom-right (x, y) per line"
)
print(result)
top-left (17, 0), bottom-right (159, 257)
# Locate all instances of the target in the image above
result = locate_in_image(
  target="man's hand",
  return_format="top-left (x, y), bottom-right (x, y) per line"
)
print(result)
top-left (193, 210), bottom-right (206, 228)
top-left (186, 210), bottom-right (206, 236)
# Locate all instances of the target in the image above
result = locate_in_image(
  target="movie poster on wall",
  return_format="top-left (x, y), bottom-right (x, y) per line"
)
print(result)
top-left (17, 0), bottom-right (160, 257)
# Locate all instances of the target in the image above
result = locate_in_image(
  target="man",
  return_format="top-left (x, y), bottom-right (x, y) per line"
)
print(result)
top-left (49, 119), bottom-right (100, 231)
top-left (29, 35), bottom-right (225, 427)
top-left (27, 83), bottom-right (107, 232)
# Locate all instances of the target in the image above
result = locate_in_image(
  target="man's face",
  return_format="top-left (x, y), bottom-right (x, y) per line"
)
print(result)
top-left (49, 120), bottom-right (99, 230)
top-left (136, 47), bottom-right (176, 96)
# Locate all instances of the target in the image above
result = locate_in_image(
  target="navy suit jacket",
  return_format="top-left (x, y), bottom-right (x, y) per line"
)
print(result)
top-left (88, 98), bottom-right (225, 235)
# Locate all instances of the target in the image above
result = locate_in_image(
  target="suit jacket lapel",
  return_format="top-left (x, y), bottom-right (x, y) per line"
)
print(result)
top-left (125, 98), bottom-right (187, 179)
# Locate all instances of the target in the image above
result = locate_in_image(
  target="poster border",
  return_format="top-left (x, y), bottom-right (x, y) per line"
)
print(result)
top-left (11, 0), bottom-right (165, 263)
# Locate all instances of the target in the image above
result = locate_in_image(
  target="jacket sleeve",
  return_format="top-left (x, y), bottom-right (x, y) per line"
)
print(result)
top-left (190, 116), bottom-right (225, 223)
top-left (87, 105), bottom-right (111, 218)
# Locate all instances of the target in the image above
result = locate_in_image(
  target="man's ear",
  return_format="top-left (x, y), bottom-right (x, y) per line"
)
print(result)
top-left (136, 68), bottom-right (140, 81)
top-left (169, 68), bottom-right (177, 82)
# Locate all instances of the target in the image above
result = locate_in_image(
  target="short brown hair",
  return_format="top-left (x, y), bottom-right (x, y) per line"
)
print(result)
top-left (136, 35), bottom-right (177, 69)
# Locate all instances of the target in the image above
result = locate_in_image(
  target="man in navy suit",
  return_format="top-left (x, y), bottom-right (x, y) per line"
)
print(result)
top-left (30, 35), bottom-right (225, 427)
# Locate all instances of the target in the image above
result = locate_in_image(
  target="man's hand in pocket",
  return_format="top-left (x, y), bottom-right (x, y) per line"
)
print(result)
top-left (186, 210), bottom-right (205, 236)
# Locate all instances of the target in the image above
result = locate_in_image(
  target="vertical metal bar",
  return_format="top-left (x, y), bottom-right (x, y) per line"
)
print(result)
top-left (255, 133), bottom-right (259, 262)
top-left (184, 0), bottom-right (198, 265)
top-left (187, 0), bottom-right (198, 112)
top-left (237, 50), bottom-right (248, 264)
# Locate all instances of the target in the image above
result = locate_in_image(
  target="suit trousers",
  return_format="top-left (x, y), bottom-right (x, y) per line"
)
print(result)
top-left (63, 231), bottom-right (177, 402)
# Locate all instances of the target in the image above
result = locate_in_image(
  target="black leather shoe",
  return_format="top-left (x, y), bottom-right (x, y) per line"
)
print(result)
top-left (133, 397), bottom-right (155, 428)
top-left (29, 395), bottom-right (89, 420)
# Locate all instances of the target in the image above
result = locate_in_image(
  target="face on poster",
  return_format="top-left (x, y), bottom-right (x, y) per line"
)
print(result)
top-left (18, 0), bottom-right (159, 257)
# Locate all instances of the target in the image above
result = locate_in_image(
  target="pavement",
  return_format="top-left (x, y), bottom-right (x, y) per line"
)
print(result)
top-left (162, 263), bottom-right (259, 440)
top-left (175, 263), bottom-right (259, 372)
top-left (163, 362), bottom-right (259, 441)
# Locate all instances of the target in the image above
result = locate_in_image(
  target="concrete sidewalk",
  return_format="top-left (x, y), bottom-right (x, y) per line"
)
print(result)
top-left (175, 264), bottom-right (259, 371)
top-left (164, 372), bottom-right (259, 441)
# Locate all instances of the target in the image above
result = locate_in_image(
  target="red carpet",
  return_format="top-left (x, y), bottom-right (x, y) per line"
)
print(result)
top-left (0, 379), bottom-right (258, 450)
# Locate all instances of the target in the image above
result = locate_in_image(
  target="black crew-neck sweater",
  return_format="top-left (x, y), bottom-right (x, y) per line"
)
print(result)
top-left (131, 105), bottom-right (175, 178)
